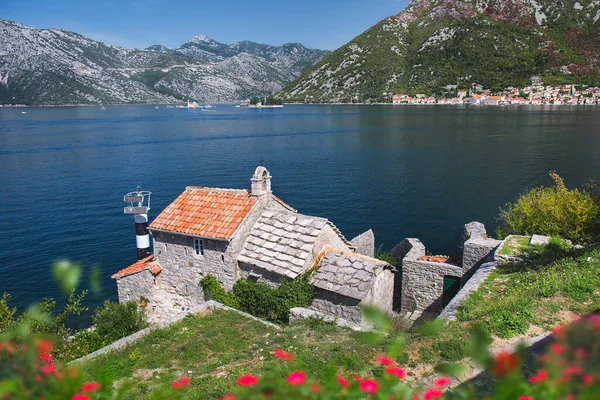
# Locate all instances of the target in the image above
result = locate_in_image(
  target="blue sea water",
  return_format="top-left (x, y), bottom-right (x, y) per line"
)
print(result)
top-left (1, 104), bottom-right (599, 325)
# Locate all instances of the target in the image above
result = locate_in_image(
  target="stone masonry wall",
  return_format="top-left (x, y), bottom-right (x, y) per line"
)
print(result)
top-left (116, 269), bottom-right (155, 304)
top-left (361, 269), bottom-right (394, 313)
top-left (461, 222), bottom-right (501, 281)
top-left (309, 289), bottom-right (363, 324)
top-left (351, 230), bottom-right (375, 258)
top-left (395, 238), bottom-right (463, 314)
top-left (307, 224), bottom-right (352, 269)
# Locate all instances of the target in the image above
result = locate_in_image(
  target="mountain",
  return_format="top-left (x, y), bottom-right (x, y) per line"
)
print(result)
top-left (278, 0), bottom-right (600, 103)
top-left (0, 20), bottom-right (330, 105)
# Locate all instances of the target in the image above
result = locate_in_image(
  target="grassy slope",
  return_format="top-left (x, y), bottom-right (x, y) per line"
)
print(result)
top-left (78, 245), bottom-right (600, 397)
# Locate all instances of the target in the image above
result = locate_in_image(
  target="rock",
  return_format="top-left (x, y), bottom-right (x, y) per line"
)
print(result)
top-left (530, 234), bottom-right (551, 246)
top-left (463, 221), bottom-right (487, 240)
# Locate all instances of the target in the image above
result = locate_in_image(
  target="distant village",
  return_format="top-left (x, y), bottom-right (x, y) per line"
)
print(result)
top-left (390, 79), bottom-right (600, 106)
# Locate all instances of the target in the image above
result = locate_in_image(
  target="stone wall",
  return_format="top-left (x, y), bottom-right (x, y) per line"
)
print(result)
top-left (306, 224), bottom-right (352, 270)
top-left (361, 269), bottom-right (394, 313)
top-left (461, 222), bottom-right (501, 281)
top-left (394, 238), bottom-right (463, 314)
top-left (115, 269), bottom-right (156, 304)
top-left (351, 229), bottom-right (375, 258)
top-left (309, 289), bottom-right (363, 324)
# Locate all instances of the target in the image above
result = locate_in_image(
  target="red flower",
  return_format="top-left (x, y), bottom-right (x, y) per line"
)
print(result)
top-left (517, 397), bottom-right (533, 400)
top-left (218, 394), bottom-right (237, 400)
top-left (550, 343), bottom-right (567, 355)
top-left (583, 374), bottom-right (593, 385)
top-left (237, 375), bottom-right (259, 386)
top-left (385, 366), bottom-right (406, 379)
top-left (563, 365), bottom-right (583, 379)
top-left (493, 352), bottom-right (519, 377)
top-left (434, 377), bottom-right (451, 387)
top-left (423, 388), bottom-right (443, 400)
top-left (359, 379), bottom-right (378, 393)
top-left (81, 382), bottom-right (101, 392)
top-left (287, 371), bottom-right (306, 386)
top-left (40, 353), bottom-right (53, 363)
top-left (310, 383), bottom-right (320, 393)
top-left (376, 355), bottom-right (394, 366)
top-left (171, 376), bottom-right (190, 389)
top-left (528, 370), bottom-right (547, 384)
top-left (36, 340), bottom-right (53, 357)
top-left (40, 364), bottom-right (56, 375)
top-left (273, 349), bottom-right (294, 361)
top-left (337, 375), bottom-right (351, 388)
top-left (71, 395), bottom-right (89, 400)
top-left (34, 375), bottom-right (41, 382)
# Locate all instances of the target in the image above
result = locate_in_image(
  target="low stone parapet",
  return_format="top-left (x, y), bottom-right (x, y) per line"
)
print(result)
top-left (289, 307), bottom-right (370, 331)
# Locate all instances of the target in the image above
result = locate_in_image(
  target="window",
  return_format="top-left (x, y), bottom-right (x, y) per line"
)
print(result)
top-left (193, 238), bottom-right (204, 256)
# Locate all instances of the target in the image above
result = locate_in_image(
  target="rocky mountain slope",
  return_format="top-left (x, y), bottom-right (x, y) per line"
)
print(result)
top-left (0, 20), bottom-right (329, 105)
top-left (278, 0), bottom-right (600, 103)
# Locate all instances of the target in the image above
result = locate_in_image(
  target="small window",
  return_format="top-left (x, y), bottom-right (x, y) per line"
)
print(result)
top-left (193, 238), bottom-right (204, 256)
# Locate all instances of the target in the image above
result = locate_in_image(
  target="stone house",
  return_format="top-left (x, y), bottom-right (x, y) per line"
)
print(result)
top-left (112, 166), bottom-right (393, 323)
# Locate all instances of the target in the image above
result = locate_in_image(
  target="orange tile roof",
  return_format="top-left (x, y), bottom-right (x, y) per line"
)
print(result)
top-left (149, 187), bottom-right (257, 239)
top-left (112, 255), bottom-right (162, 279)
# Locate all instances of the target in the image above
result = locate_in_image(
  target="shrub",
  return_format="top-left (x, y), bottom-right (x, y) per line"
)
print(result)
top-left (93, 300), bottom-right (147, 343)
top-left (200, 275), bottom-right (315, 324)
top-left (200, 275), bottom-right (240, 308)
top-left (0, 293), bottom-right (16, 332)
top-left (498, 172), bottom-right (600, 243)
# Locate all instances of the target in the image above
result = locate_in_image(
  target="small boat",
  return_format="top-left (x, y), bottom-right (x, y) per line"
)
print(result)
top-left (166, 105), bottom-right (174, 109)
top-left (155, 106), bottom-right (159, 109)
top-left (101, 105), bottom-right (106, 110)
top-left (21, 111), bottom-right (27, 114)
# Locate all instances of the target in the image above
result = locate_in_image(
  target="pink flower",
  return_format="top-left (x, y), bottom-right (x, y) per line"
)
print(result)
top-left (583, 374), bottom-right (593, 385)
top-left (517, 397), bottom-right (533, 400)
top-left (337, 375), bottom-right (350, 388)
top-left (434, 377), bottom-right (451, 387)
top-left (287, 371), bottom-right (306, 386)
top-left (81, 382), bottom-right (101, 392)
top-left (40, 363), bottom-right (56, 375)
top-left (423, 388), bottom-right (443, 400)
top-left (218, 394), bottom-right (237, 400)
top-left (385, 366), bottom-right (407, 379)
top-left (71, 395), bottom-right (89, 400)
top-left (171, 376), bottom-right (190, 389)
top-left (359, 379), bottom-right (378, 393)
top-left (237, 375), bottom-right (259, 386)
top-left (528, 370), bottom-right (547, 384)
top-left (550, 343), bottom-right (567, 355)
top-left (376, 355), bottom-right (394, 366)
top-left (273, 349), bottom-right (294, 360)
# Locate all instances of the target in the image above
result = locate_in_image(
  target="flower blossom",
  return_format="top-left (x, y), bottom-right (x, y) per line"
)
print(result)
top-left (287, 371), bottom-right (306, 385)
top-left (237, 375), bottom-right (259, 386)
top-left (376, 355), bottom-right (394, 365)
top-left (493, 352), bottom-right (519, 377)
top-left (385, 366), bottom-right (406, 379)
top-left (337, 375), bottom-right (350, 388)
top-left (359, 379), bottom-right (378, 393)
top-left (81, 382), bottom-right (101, 392)
top-left (171, 376), bottom-right (190, 389)
top-left (423, 388), bottom-right (443, 400)
top-left (273, 349), bottom-right (294, 360)
top-left (528, 370), bottom-right (547, 384)
top-left (71, 394), bottom-right (90, 400)
top-left (434, 377), bottom-right (451, 387)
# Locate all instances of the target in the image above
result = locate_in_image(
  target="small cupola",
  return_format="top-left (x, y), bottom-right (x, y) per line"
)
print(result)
top-left (251, 165), bottom-right (272, 198)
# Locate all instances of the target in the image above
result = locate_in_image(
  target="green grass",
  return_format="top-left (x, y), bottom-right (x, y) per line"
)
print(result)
top-left (77, 310), bottom-right (393, 399)
top-left (455, 244), bottom-right (600, 338)
top-left (499, 235), bottom-right (532, 256)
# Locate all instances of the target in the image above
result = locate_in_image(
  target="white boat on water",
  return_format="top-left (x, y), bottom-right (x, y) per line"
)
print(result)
top-left (101, 105), bottom-right (106, 110)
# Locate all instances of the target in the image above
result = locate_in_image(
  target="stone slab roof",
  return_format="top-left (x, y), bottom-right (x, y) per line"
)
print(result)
top-left (310, 246), bottom-right (391, 300)
top-left (149, 187), bottom-right (257, 240)
top-left (112, 255), bottom-right (162, 279)
top-left (237, 210), bottom-right (330, 279)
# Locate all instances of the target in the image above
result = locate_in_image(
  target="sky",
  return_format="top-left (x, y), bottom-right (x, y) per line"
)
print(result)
top-left (3, 0), bottom-right (410, 50)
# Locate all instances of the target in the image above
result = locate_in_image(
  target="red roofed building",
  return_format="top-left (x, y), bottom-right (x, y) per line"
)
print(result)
top-left (113, 166), bottom-right (393, 323)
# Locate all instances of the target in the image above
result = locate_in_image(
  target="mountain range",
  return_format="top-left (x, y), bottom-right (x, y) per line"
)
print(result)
top-left (278, 0), bottom-right (600, 103)
top-left (0, 20), bottom-right (329, 105)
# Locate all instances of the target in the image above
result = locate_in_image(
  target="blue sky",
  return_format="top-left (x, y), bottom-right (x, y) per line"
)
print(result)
top-left (4, 0), bottom-right (409, 50)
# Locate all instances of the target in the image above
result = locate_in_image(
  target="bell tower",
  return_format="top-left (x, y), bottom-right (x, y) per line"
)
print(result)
top-left (251, 165), bottom-right (272, 199)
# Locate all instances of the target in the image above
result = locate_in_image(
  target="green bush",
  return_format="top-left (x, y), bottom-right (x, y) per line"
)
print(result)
top-left (200, 275), bottom-right (240, 308)
top-left (200, 275), bottom-right (316, 324)
top-left (93, 300), bottom-right (147, 343)
top-left (497, 172), bottom-right (600, 243)
top-left (0, 293), bottom-right (16, 332)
